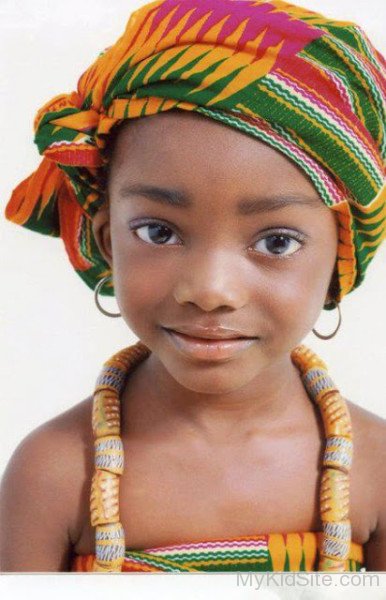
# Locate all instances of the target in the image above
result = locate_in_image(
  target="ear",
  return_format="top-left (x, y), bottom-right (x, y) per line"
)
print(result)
top-left (92, 203), bottom-right (113, 268)
top-left (325, 265), bottom-right (340, 305)
top-left (324, 288), bottom-right (335, 306)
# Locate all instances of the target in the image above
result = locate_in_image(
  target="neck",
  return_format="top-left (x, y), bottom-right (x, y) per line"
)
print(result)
top-left (121, 347), bottom-right (314, 443)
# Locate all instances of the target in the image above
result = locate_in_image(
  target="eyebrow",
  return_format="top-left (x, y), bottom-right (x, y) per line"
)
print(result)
top-left (118, 184), bottom-right (323, 215)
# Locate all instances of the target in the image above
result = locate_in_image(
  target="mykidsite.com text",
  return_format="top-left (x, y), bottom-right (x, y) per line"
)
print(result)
top-left (236, 572), bottom-right (379, 589)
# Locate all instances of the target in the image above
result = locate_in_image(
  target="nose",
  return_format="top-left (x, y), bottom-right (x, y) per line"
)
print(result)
top-left (172, 249), bottom-right (249, 311)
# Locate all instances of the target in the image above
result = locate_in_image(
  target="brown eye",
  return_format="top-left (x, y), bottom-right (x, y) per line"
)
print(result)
top-left (134, 223), bottom-right (180, 245)
top-left (253, 234), bottom-right (302, 257)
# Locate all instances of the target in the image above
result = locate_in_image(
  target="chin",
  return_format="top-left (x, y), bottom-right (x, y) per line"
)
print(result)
top-left (159, 346), bottom-right (266, 395)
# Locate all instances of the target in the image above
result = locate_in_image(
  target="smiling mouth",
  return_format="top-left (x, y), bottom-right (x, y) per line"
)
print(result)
top-left (163, 328), bottom-right (258, 361)
top-left (171, 330), bottom-right (251, 342)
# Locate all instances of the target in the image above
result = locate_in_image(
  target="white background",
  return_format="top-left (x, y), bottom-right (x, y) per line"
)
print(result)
top-left (1, 0), bottom-right (385, 481)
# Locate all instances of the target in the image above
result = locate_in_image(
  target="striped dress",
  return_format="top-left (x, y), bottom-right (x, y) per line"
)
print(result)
top-left (71, 531), bottom-right (364, 572)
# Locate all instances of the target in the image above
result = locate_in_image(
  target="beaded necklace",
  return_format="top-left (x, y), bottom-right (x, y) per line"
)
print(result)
top-left (90, 341), bottom-right (353, 572)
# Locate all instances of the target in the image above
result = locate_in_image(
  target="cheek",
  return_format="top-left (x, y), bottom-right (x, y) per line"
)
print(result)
top-left (108, 214), bottom-right (163, 322)
top-left (112, 246), bottom-right (174, 333)
top-left (261, 246), bottom-right (337, 339)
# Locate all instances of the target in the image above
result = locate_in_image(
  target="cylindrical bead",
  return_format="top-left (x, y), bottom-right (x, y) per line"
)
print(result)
top-left (291, 346), bottom-right (328, 373)
top-left (95, 435), bottom-right (124, 474)
top-left (302, 368), bottom-right (338, 401)
top-left (90, 469), bottom-right (120, 526)
top-left (93, 522), bottom-right (125, 572)
top-left (321, 520), bottom-right (351, 561)
top-left (320, 468), bottom-right (350, 522)
top-left (317, 393), bottom-right (352, 437)
top-left (324, 436), bottom-right (353, 472)
top-left (92, 390), bottom-right (121, 437)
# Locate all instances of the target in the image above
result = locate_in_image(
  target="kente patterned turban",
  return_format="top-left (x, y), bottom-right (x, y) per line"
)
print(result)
top-left (5, 0), bottom-right (386, 303)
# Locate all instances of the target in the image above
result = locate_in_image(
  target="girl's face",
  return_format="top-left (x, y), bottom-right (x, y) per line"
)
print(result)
top-left (93, 110), bottom-right (338, 394)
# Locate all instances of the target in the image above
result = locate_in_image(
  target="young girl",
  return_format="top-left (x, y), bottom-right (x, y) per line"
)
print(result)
top-left (1, 0), bottom-right (385, 573)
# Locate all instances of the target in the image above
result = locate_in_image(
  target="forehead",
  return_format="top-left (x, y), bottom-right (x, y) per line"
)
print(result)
top-left (108, 109), bottom-right (322, 202)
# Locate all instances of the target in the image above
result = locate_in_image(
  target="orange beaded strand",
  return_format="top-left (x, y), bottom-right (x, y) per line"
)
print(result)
top-left (90, 342), bottom-right (150, 571)
top-left (291, 346), bottom-right (353, 571)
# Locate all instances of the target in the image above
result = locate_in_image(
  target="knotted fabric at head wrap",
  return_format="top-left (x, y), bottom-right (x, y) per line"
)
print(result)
top-left (5, 0), bottom-right (386, 304)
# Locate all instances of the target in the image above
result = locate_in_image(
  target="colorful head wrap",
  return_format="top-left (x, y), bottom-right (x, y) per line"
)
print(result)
top-left (5, 0), bottom-right (386, 304)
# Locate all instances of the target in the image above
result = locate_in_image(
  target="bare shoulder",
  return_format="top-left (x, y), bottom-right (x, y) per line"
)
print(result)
top-left (346, 399), bottom-right (386, 484)
top-left (345, 399), bottom-right (386, 570)
top-left (35, 394), bottom-right (94, 449)
top-left (14, 394), bottom-right (95, 491)
top-left (0, 396), bottom-right (94, 571)
top-left (346, 399), bottom-right (386, 457)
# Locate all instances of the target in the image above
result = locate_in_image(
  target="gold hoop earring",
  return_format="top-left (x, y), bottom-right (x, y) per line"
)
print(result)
top-left (94, 275), bottom-right (121, 318)
top-left (312, 301), bottom-right (342, 340)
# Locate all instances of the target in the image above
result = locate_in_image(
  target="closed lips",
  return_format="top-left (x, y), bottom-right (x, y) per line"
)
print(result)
top-left (163, 327), bottom-right (257, 340)
top-left (163, 327), bottom-right (258, 361)
top-left (172, 330), bottom-right (244, 341)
